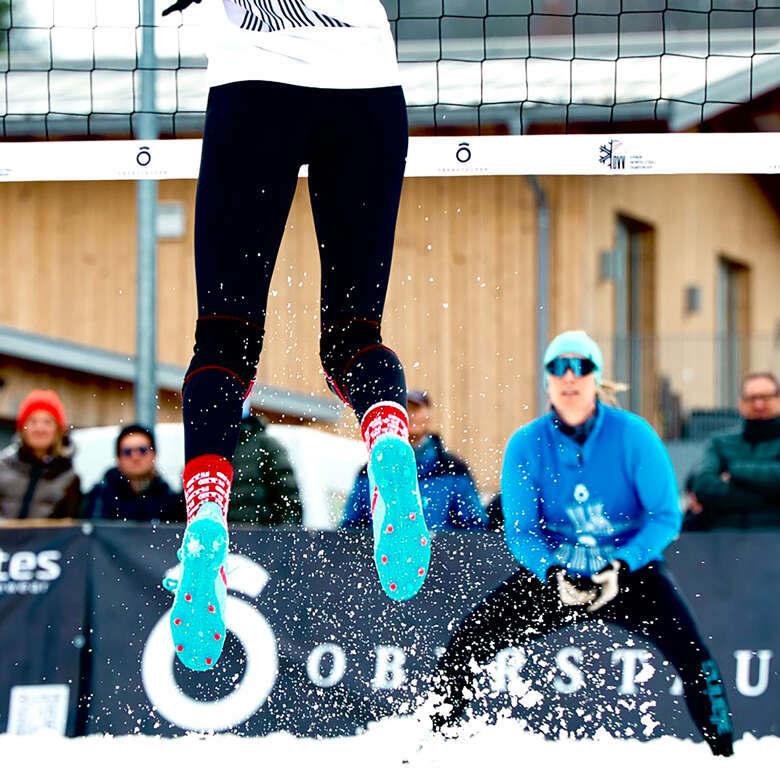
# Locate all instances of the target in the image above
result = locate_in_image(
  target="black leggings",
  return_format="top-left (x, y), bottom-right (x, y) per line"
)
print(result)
top-left (183, 81), bottom-right (409, 462)
top-left (432, 562), bottom-right (734, 755)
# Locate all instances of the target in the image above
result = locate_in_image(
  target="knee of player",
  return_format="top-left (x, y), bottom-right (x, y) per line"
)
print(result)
top-left (185, 315), bottom-right (265, 392)
top-left (319, 318), bottom-right (384, 377)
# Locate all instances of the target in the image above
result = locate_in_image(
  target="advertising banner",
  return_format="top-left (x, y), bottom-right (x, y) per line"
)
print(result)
top-left (81, 527), bottom-right (778, 741)
top-left (0, 525), bottom-right (776, 740)
top-left (0, 524), bottom-right (90, 736)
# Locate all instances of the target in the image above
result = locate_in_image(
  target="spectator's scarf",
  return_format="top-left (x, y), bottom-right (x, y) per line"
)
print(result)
top-left (742, 415), bottom-right (780, 445)
top-left (551, 402), bottom-right (600, 446)
top-left (128, 475), bottom-right (155, 495)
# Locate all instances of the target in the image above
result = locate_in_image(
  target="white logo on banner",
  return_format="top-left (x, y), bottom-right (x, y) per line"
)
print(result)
top-left (0, 549), bottom-right (62, 595)
top-left (734, 649), bottom-right (774, 697)
top-left (7, 684), bottom-right (70, 735)
top-left (141, 554), bottom-right (278, 732)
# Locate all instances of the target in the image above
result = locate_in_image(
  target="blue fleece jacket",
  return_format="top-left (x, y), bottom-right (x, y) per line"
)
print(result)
top-left (501, 405), bottom-right (680, 581)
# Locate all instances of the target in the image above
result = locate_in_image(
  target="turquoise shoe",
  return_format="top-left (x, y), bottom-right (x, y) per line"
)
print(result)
top-left (163, 502), bottom-right (228, 671)
top-left (369, 437), bottom-right (430, 601)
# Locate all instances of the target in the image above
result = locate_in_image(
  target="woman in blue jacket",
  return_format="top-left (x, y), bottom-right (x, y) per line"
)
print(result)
top-left (430, 330), bottom-right (734, 757)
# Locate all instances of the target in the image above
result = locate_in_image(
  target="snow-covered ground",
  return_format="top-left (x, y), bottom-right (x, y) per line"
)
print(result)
top-left (1, 718), bottom-right (775, 780)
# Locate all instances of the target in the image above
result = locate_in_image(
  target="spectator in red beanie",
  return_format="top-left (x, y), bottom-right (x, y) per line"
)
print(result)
top-left (0, 389), bottom-right (81, 519)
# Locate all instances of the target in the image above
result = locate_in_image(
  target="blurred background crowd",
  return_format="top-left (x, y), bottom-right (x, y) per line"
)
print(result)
top-left (1, 372), bottom-right (777, 531)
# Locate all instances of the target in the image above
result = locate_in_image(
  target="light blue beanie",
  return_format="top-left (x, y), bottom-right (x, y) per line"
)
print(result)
top-left (543, 330), bottom-right (603, 386)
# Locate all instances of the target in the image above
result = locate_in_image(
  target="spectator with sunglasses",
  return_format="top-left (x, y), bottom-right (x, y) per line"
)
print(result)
top-left (687, 372), bottom-right (780, 530)
top-left (82, 424), bottom-right (184, 523)
top-left (429, 330), bottom-right (734, 756)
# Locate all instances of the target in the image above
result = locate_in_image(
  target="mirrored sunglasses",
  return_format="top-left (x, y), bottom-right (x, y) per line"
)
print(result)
top-left (545, 356), bottom-right (596, 378)
top-left (119, 445), bottom-right (152, 457)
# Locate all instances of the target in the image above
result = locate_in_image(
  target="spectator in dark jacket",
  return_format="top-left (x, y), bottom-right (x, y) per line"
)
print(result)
top-left (342, 390), bottom-right (488, 530)
top-left (485, 492), bottom-right (504, 532)
top-left (687, 372), bottom-right (780, 529)
top-left (0, 389), bottom-right (81, 519)
top-left (82, 424), bottom-right (184, 522)
top-left (227, 412), bottom-right (302, 526)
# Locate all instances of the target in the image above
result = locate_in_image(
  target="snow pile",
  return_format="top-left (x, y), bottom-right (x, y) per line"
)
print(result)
top-left (1, 718), bottom-right (775, 780)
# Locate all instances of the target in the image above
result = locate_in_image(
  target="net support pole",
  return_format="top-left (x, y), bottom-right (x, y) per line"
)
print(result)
top-left (528, 176), bottom-right (549, 416)
top-left (135, 0), bottom-right (159, 430)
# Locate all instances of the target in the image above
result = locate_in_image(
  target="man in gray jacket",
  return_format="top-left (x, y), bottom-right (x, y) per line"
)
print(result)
top-left (688, 372), bottom-right (780, 529)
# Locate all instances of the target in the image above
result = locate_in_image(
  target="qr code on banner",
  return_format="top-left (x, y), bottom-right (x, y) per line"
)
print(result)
top-left (6, 685), bottom-right (70, 735)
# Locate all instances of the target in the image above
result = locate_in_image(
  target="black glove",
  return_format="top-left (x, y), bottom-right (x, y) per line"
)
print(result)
top-left (162, 0), bottom-right (202, 17)
top-left (587, 560), bottom-right (627, 612)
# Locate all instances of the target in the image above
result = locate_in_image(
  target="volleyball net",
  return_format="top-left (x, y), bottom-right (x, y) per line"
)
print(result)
top-left (1, 1), bottom-right (779, 138)
top-left (1, 0), bottom-right (780, 140)
top-left (2, 0), bottom-right (780, 180)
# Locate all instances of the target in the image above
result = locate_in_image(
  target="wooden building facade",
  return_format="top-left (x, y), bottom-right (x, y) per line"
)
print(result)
top-left (0, 173), bottom-right (778, 494)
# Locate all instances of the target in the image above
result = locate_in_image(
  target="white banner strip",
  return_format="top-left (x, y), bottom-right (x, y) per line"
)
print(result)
top-left (1, 134), bottom-right (779, 183)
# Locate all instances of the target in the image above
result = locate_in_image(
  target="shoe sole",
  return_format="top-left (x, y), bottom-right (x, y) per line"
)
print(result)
top-left (370, 437), bottom-right (431, 601)
top-left (170, 516), bottom-right (228, 671)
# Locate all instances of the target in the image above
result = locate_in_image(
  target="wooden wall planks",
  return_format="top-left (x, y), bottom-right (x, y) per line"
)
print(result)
top-left (0, 173), bottom-right (778, 494)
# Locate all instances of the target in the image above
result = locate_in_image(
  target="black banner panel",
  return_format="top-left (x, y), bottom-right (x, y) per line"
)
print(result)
top-left (0, 526), bottom-right (777, 741)
top-left (0, 525), bottom-right (90, 735)
top-left (84, 527), bottom-right (779, 740)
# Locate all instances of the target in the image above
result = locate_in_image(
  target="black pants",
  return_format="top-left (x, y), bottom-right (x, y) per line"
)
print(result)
top-left (183, 81), bottom-right (409, 462)
top-left (432, 562), bottom-right (734, 756)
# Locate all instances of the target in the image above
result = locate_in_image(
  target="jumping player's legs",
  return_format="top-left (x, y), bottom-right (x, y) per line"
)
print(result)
top-left (170, 81), bottom-right (307, 670)
top-left (309, 85), bottom-right (408, 416)
top-left (603, 563), bottom-right (734, 756)
top-left (431, 568), bottom-right (571, 728)
top-left (184, 81), bottom-right (306, 464)
top-left (308, 86), bottom-right (429, 601)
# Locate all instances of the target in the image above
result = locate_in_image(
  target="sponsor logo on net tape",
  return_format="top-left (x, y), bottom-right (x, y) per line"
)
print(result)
top-left (431, 140), bottom-right (489, 175)
top-left (598, 138), bottom-right (656, 173)
top-left (115, 144), bottom-right (172, 179)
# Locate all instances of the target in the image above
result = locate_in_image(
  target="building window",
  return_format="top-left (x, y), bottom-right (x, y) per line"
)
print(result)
top-left (717, 257), bottom-right (750, 408)
top-left (613, 216), bottom-right (656, 417)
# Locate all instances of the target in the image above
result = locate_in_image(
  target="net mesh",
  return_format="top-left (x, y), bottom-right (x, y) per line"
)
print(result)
top-left (1, 0), bottom-right (779, 140)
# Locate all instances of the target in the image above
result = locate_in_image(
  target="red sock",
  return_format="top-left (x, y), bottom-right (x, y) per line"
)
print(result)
top-left (360, 401), bottom-right (409, 456)
top-left (183, 454), bottom-right (233, 527)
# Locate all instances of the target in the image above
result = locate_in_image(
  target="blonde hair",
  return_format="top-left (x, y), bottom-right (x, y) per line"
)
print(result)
top-left (50, 429), bottom-right (67, 458)
top-left (597, 378), bottom-right (629, 408)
